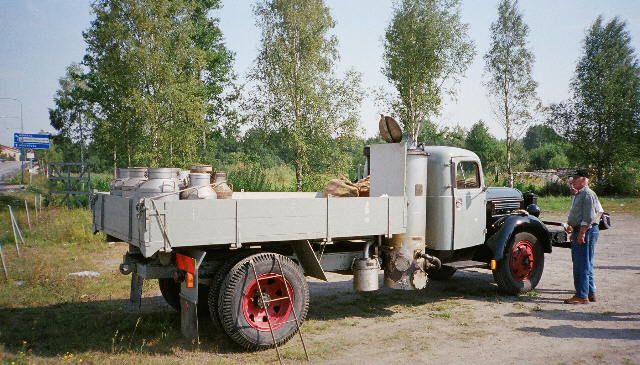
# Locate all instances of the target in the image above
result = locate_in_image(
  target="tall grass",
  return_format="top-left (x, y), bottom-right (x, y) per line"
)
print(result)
top-left (226, 162), bottom-right (296, 192)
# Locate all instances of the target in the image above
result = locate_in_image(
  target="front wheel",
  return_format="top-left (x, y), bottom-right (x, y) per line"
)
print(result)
top-left (218, 253), bottom-right (309, 350)
top-left (493, 232), bottom-right (544, 294)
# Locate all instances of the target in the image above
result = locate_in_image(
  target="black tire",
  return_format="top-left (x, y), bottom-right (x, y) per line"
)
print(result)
top-left (427, 265), bottom-right (457, 281)
top-left (493, 231), bottom-right (544, 294)
top-left (208, 250), bottom-right (258, 331)
top-left (198, 284), bottom-right (210, 318)
top-left (158, 277), bottom-right (180, 311)
top-left (218, 252), bottom-right (309, 350)
top-left (160, 278), bottom-right (210, 315)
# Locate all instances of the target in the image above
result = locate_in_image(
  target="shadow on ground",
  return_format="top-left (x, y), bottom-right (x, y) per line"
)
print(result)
top-left (0, 296), bottom-right (241, 358)
top-left (1, 268), bottom-right (519, 358)
top-left (305, 268), bottom-right (515, 322)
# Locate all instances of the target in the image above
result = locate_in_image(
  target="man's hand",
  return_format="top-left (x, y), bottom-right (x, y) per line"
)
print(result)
top-left (577, 226), bottom-right (588, 245)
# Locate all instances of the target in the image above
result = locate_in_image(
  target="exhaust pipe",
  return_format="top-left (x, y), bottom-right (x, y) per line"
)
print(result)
top-left (417, 252), bottom-right (441, 272)
top-left (353, 239), bottom-right (381, 292)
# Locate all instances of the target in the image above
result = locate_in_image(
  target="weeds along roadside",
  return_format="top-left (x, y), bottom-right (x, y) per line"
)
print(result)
top-left (0, 173), bottom-right (160, 362)
top-left (0, 173), bottom-right (132, 307)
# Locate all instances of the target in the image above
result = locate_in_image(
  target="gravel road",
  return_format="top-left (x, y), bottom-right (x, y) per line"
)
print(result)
top-left (301, 212), bottom-right (640, 365)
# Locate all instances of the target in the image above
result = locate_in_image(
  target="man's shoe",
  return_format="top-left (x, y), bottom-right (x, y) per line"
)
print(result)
top-left (564, 296), bottom-right (589, 304)
top-left (588, 294), bottom-right (597, 302)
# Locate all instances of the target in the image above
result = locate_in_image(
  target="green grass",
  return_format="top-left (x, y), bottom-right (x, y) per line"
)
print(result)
top-left (538, 196), bottom-right (640, 214)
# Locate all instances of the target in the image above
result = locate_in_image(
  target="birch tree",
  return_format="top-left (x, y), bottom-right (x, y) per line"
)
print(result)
top-left (83, 0), bottom-right (234, 169)
top-left (484, 0), bottom-right (539, 187)
top-left (382, 0), bottom-right (475, 145)
top-left (550, 16), bottom-right (640, 188)
top-left (49, 63), bottom-right (94, 167)
top-left (248, 0), bottom-right (364, 191)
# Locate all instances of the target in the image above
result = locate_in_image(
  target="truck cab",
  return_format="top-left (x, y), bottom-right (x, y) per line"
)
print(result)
top-left (423, 146), bottom-right (486, 252)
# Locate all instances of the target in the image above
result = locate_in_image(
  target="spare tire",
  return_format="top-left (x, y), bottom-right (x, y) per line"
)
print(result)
top-left (217, 252), bottom-right (309, 350)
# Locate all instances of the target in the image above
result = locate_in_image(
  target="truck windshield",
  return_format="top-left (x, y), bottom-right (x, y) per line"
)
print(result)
top-left (456, 161), bottom-right (480, 189)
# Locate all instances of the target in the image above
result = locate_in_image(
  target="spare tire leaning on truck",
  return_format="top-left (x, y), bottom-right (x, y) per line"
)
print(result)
top-left (217, 252), bottom-right (309, 350)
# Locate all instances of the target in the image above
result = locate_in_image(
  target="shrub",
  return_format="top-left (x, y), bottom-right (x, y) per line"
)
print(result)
top-left (597, 167), bottom-right (640, 196)
top-left (90, 176), bottom-right (111, 192)
top-left (537, 181), bottom-right (571, 196)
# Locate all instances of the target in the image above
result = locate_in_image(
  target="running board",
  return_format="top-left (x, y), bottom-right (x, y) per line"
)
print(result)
top-left (448, 260), bottom-right (490, 270)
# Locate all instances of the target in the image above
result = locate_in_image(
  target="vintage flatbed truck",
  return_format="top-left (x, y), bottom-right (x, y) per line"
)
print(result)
top-left (92, 142), bottom-right (569, 351)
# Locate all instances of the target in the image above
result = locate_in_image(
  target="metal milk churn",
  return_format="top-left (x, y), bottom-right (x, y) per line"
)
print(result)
top-left (135, 167), bottom-right (182, 203)
top-left (122, 167), bottom-right (147, 198)
top-left (109, 168), bottom-right (130, 196)
top-left (352, 241), bottom-right (381, 291)
top-left (190, 164), bottom-right (213, 174)
top-left (177, 170), bottom-right (190, 189)
top-left (212, 171), bottom-right (233, 199)
top-left (181, 172), bottom-right (217, 200)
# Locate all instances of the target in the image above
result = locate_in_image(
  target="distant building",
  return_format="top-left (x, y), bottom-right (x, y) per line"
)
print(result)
top-left (0, 145), bottom-right (21, 160)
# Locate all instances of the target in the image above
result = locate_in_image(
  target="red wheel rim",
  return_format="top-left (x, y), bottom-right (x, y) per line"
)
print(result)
top-left (509, 240), bottom-right (535, 282)
top-left (242, 273), bottom-right (293, 331)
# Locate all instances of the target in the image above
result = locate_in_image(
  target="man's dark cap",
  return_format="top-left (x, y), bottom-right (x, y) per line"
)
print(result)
top-left (570, 169), bottom-right (590, 178)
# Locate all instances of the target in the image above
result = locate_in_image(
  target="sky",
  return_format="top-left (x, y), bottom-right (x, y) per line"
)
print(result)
top-left (1, 1), bottom-right (639, 149)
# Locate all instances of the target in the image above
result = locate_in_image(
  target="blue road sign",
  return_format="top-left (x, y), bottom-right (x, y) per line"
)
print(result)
top-left (14, 133), bottom-right (51, 149)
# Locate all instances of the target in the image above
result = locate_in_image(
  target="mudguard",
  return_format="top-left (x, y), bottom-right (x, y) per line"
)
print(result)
top-left (485, 214), bottom-right (552, 262)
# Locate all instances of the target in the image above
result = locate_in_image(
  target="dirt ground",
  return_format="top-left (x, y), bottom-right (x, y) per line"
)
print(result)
top-left (293, 212), bottom-right (640, 365)
top-left (134, 213), bottom-right (640, 365)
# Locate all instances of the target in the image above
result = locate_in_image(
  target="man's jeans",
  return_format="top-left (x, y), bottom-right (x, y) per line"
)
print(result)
top-left (571, 225), bottom-right (599, 298)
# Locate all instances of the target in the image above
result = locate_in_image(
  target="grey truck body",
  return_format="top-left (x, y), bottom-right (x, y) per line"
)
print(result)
top-left (91, 143), bottom-right (568, 347)
top-left (92, 193), bottom-right (406, 258)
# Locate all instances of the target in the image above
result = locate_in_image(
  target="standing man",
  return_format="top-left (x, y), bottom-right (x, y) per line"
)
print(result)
top-left (564, 169), bottom-right (601, 304)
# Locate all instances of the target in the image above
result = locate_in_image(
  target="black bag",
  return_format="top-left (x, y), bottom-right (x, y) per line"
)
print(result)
top-left (599, 212), bottom-right (611, 230)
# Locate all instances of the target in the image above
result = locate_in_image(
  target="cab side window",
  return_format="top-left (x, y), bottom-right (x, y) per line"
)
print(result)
top-left (456, 161), bottom-right (480, 189)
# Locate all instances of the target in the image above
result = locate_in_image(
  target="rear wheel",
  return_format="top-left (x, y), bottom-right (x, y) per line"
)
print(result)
top-left (218, 252), bottom-right (309, 350)
top-left (158, 277), bottom-right (180, 311)
top-left (208, 250), bottom-right (258, 331)
top-left (493, 232), bottom-right (544, 294)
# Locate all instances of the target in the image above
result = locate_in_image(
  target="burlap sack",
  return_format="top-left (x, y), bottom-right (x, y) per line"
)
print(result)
top-left (322, 177), bottom-right (359, 197)
top-left (355, 176), bottom-right (370, 197)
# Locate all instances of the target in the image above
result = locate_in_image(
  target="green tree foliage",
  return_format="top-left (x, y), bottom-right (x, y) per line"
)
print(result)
top-left (247, 0), bottom-right (364, 191)
top-left (49, 63), bottom-right (94, 166)
top-left (82, 0), bottom-right (234, 170)
top-left (484, 0), bottom-right (539, 187)
top-left (190, 0), bottom-right (238, 162)
top-left (508, 139), bottom-right (529, 173)
top-left (382, 0), bottom-right (475, 145)
top-left (417, 121), bottom-right (467, 147)
top-left (522, 124), bottom-right (563, 151)
top-left (550, 16), bottom-right (640, 191)
top-left (464, 120), bottom-right (505, 173)
top-left (527, 142), bottom-right (570, 170)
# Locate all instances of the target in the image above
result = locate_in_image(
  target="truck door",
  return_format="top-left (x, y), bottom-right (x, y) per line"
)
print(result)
top-left (452, 159), bottom-right (486, 250)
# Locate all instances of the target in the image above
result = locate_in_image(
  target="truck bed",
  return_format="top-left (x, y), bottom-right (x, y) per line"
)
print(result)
top-left (92, 193), bottom-right (407, 257)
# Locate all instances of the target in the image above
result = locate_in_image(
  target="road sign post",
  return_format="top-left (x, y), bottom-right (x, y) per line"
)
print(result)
top-left (14, 133), bottom-right (50, 150)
